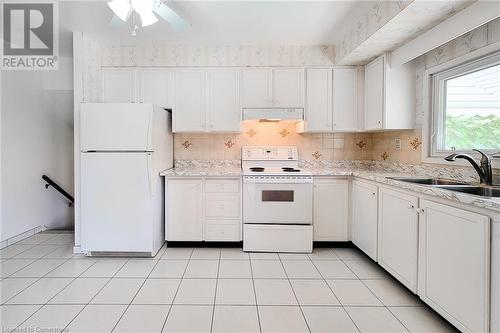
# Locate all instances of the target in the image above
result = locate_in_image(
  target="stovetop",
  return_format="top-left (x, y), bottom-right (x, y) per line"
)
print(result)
top-left (241, 146), bottom-right (312, 177)
top-left (243, 166), bottom-right (312, 176)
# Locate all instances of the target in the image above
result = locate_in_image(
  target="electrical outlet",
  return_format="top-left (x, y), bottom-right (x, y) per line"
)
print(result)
top-left (395, 138), bottom-right (401, 150)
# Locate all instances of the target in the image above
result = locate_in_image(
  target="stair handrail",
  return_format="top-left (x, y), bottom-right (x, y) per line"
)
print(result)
top-left (42, 175), bottom-right (74, 207)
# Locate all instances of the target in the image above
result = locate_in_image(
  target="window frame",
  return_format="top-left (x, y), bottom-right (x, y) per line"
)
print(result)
top-left (422, 43), bottom-right (500, 167)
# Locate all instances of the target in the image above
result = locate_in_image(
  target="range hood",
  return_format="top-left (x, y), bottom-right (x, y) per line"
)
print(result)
top-left (243, 108), bottom-right (304, 121)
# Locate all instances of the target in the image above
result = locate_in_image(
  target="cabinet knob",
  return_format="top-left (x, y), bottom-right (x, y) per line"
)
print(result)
top-left (408, 205), bottom-right (415, 209)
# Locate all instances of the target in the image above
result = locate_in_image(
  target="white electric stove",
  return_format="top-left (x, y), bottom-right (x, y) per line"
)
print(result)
top-left (242, 146), bottom-right (313, 253)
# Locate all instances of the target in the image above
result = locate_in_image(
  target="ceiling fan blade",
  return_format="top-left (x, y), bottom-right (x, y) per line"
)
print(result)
top-left (153, 1), bottom-right (189, 31)
top-left (110, 14), bottom-right (128, 28)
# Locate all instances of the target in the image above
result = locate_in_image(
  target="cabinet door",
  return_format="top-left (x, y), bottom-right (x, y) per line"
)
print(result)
top-left (364, 55), bottom-right (384, 130)
top-left (173, 70), bottom-right (206, 132)
top-left (313, 178), bottom-right (349, 241)
top-left (273, 68), bottom-right (305, 107)
top-left (491, 222), bottom-right (500, 333)
top-left (207, 70), bottom-right (241, 132)
top-left (139, 70), bottom-right (172, 108)
top-left (352, 180), bottom-right (378, 260)
top-left (166, 179), bottom-right (203, 241)
top-left (378, 188), bottom-right (418, 292)
top-left (333, 68), bottom-right (357, 131)
top-left (303, 68), bottom-right (332, 132)
top-left (241, 69), bottom-right (272, 107)
top-left (418, 200), bottom-right (489, 333)
top-left (102, 69), bottom-right (136, 102)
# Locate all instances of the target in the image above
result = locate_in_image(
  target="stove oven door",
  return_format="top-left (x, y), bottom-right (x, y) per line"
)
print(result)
top-left (243, 179), bottom-right (313, 225)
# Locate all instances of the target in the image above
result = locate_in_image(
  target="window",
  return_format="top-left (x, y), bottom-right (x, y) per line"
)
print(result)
top-left (431, 52), bottom-right (500, 155)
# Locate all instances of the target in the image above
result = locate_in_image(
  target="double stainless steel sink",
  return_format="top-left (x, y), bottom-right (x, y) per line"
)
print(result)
top-left (386, 177), bottom-right (500, 199)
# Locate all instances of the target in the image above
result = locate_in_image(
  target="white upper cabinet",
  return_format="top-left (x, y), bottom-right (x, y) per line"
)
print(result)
top-left (139, 70), bottom-right (172, 108)
top-left (272, 68), bottom-right (305, 107)
top-left (299, 68), bottom-right (332, 133)
top-left (363, 54), bottom-right (415, 131)
top-left (378, 187), bottom-right (419, 292)
top-left (298, 67), bottom-right (358, 133)
top-left (364, 57), bottom-right (384, 130)
top-left (333, 67), bottom-right (358, 131)
top-left (173, 69), bottom-right (241, 133)
top-left (207, 70), bottom-right (241, 132)
top-left (173, 70), bottom-right (206, 132)
top-left (102, 69), bottom-right (136, 103)
top-left (241, 68), bottom-right (304, 108)
top-left (241, 69), bottom-right (272, 107)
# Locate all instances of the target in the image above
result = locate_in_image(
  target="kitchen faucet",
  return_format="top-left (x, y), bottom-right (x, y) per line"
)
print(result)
top-left (445, 149), bottom-right (493, 185)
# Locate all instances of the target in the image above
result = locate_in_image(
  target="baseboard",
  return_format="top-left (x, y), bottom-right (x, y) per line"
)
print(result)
top-left (167, 241), bottom-right (243, 248)
top-left (0, 226), bottom-right (47, 249)
top-left (313, 241), bottom-right (353, 248)
top-left (165, 241), bottom-right (353, 249)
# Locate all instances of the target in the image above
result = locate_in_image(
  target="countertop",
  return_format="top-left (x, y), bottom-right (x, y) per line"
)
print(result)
top-left (160, 166), bottom-right (243, 177)
top-left (160, 166), bottom-right (500, 213)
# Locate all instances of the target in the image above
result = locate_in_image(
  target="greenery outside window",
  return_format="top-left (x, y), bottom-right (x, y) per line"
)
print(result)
top-left (431, 52), bottom-right (500, 156)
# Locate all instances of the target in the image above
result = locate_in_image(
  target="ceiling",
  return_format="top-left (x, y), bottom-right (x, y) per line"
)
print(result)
top-left (59, 0), bottom-right (366, 45)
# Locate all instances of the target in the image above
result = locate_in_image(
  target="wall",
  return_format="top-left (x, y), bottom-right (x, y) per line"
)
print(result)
top-left (371, 17), bottom-right (500, 165)
top-left (1, 50), bottom-right (75, 242)
top-left (80, 17), bottom-right (500, 166)
top-left (82, 39), bottom-right (335, 102)
top-left (335, 0), bottom-right (472, 65)
top-left (335, 0), bottom-right (413, 63)
top-left (175, 121), bottom-right (372, 161)
top-left (81, 38), bottom-right (368, 162)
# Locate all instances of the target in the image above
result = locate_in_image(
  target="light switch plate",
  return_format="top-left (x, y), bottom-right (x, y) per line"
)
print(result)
top-left (395, 138), bottom-right (401, 150)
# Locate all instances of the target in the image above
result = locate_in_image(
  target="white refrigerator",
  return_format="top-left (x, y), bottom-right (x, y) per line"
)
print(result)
top-left (80, 103), bottom-right (173, 256)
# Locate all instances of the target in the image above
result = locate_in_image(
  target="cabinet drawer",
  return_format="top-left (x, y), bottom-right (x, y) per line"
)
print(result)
top-left (205, 179), bottom-right (240, 193)
top-left (205, 220), bottom-right (240, 241)
top-left (205, 194), bottom-right (240, 218)
top-left (243, 224), bottom-right (313, 253)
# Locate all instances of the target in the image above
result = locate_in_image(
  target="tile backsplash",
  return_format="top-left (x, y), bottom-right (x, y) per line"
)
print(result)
top-left (174, 125), bottom-right (499, 180)
top-left (371, 129), bottom-right (422, 164)
top-left (173, 121), bottom-right (417, 163)
top-left (174, 120), bottom-right (372, 161)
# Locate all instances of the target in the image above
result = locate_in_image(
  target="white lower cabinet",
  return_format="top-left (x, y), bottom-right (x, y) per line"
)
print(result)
top-left (491, 222), bottom-right (500, 333)
top-left (418, 199), bottom-right (490, 333)
top-left (313, 178), bottom-right (349, 241)
top-left (166, 178), bottom-right (241, 242)
top-left (166, 179), bottom-right (203, 241)
top-left (378, 187), bottom-right (418, 292)
top-left (351, 180), bottom-right (378, 260)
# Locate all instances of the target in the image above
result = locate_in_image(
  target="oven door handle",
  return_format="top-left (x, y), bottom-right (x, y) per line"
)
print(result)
top-left (243, 176), bottom-right (313, 185)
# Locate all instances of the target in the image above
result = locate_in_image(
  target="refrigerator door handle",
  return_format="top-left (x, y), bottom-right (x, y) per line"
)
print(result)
top-left (146, 153), bottom-right (153, 196)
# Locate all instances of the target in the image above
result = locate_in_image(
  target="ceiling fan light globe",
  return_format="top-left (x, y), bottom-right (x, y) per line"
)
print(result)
top-left (131, 0), bottom-right (153, 14)
top-left (139, 11), bottom-right (159, 27)
top-left (107, 0), bottom-right (131, 21)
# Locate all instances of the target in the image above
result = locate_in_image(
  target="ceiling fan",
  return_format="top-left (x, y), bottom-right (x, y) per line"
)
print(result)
top-left (107, 0), bottom-right (188, 35)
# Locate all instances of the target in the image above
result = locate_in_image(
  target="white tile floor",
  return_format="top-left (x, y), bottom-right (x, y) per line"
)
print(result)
top-left (0, 232), bottom-right (458, 333)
